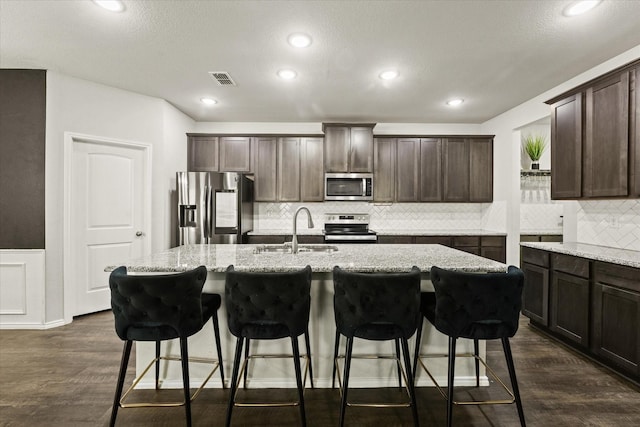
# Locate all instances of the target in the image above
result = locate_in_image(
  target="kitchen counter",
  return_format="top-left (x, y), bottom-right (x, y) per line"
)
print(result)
top-left (520, 242), bottom-right (640, 269)
top-left (110, 243), bottom-right (506, 390)
top-left (248, 228), bottom-right (506, 236)
top-left (106, 243), bottom-right (507, 274)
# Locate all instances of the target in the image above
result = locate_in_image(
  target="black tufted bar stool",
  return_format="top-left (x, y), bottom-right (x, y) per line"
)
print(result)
top-left (413, 265), bottom-right (526, 427)
top-left (108, 266), bottom-right (225, 427)
top-left (224, 265), bottom-right (313, 427)
top-left (332, 266), bottom-right (421, 427)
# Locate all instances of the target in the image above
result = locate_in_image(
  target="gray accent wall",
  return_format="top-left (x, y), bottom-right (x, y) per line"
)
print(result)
top-left (0, 69), bottom-right (46, 249)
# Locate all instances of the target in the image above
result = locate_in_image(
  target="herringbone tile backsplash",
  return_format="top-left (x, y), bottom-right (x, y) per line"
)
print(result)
top-left (255, 202), bottom-right (504, 232)
top-left (577, 200), bottom-right (640, 251)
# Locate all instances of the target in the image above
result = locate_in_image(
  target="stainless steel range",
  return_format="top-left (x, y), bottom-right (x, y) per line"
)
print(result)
top-left (323, 213), bottom-right (377, 243)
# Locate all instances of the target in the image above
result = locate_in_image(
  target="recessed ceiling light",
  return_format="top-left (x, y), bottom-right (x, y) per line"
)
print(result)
top-left (563, 0), bottom-right (601, 16)
top-left (277, 69), bottom-right (297, 80)
top-left (200, 98), bottom-right (217, 105)
top-left (92, 0), bottom-right (125, 12)
top-left (446, 98), bottom-right (464, 107)
top-left (379, 70), bottom-right (399, 80)
top-left (288, 33), bottom-right (312, 48)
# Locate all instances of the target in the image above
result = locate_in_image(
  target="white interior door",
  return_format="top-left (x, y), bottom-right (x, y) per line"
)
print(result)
top-left (69, 137), bottom-right (149, 316)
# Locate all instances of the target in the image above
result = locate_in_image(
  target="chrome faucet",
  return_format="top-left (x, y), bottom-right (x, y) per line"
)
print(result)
top-left (292, 206), bottom-right (314, 254)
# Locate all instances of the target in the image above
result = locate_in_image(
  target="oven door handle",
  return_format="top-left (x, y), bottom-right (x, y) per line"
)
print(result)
top-left (324, 234), bottom-right (378, 242)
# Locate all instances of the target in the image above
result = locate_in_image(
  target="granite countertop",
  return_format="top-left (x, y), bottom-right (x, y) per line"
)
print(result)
top-left (520, 242), bottom-right (640, 269)
top-left (374, 229), bottom-right (506, 236)
top-left (105, 243), bottom-right (507, 274)
top-left (520, 230), bottom-right (563, 235)
top-left (248, 229), bottom-right (506, 236)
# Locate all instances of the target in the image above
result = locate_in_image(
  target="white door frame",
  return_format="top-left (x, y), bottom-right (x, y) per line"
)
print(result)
top-left (63, 132), bottom-right (152, 324)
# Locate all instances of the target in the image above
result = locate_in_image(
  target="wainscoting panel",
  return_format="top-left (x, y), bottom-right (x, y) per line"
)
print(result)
top-left (0, 250), bottom-right (45, 329)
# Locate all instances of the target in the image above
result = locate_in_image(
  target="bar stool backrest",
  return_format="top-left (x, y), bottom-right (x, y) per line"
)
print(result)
top-left (332, 266), bottom-right (421, 340)
top-left (109, 266), bottom-right (208, 341)
top-left (224, 265), bottom-right (312, 339)
top-left (430, 265), bottom-right (524, 340)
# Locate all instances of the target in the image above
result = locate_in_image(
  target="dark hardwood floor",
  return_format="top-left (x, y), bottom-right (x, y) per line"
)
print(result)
top-left (1, 312), bottom-right (639, 426)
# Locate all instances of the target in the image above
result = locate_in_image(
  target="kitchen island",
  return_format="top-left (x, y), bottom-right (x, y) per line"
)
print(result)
top-left (107, 243), bottom-right (507, 389)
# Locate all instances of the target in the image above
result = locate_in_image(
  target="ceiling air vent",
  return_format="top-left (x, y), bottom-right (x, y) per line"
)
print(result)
top-left (209, 71), bottom-right (236, 86)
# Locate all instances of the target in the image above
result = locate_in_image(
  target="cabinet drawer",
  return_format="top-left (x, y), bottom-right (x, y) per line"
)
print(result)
top-left (415, 236), bottom-right (451, 245)
top-left (452, 236), bottom-right (479, 246)
top-left (595, 262), bottom-right (640, 293)
top-left (378, 235), bottom-right (414, 244)
top-left (521, 247), bottom-right (549, 268)
top-left (552, 254), bottom-right (589, 278)
top-left (481, 236), bottom-right (505, 246)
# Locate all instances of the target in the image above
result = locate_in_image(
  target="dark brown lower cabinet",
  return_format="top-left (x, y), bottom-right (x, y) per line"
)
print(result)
top-left (592, 263), bottom-right (640, 377)
top-left (521, 246), bottom-right (640, 383)
top-left (521, 262), bottom-right (549, 326)
top-left (550, 271), bottom-right (589, 347)
top-left (377, 234), bottom-right (506, 263)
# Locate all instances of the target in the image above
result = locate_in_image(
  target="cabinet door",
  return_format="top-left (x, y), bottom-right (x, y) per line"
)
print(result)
top-left (521, 262), bottom-right (550, 326)
top-left (592, 284), bottom-right (640, 376)
top-left (374, 138), bottom-right (396, 202)
top-left (253, 137), bottom-right (277, 201)
top-left (324, 126), bottom-right (350, 172)
top-left (349, 127), bottom-right (374, 172)
top-left (300, 137), bottom-right (324, 201)
top-left (220, 137), bottom-right (251, 172)
top-left (469, 138), bottom-right (493, 202)
top-left (188, 136), bottom-right (218, 172)
top-left (443, 138), bottom-right (470, 201)
top-left (480, 236), bottom-right (506, 263)
top-left (551, 93), bottom-right (583, 199)
top-left (550, 271), bottom-right (589, 347)
top-left (396, 138), bottom-right (420, 202)
top-left (584, 72), bottom-right (630, 197)
top-left (419, 138), bottom-right (442, 201)
top-left (277, 137), bottom-right (300, 202)
top-left (633, 67), bottom-right (640, 197)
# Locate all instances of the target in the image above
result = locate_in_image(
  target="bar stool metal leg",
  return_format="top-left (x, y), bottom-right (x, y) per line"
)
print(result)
top-left (401, 338), bottom-right (420, 427)
top-left (212, 311), bottom-right (226, 388)
top-left (339, 337), bottom-right (355, 427)
top-left (179, 337), bottom-right (192, 427)
top-left (447, 337), bottom-right (457, 427)
top-left (110, 340), bottom-right (133, 427)
top-left (226, 337), bottom-right (245, 427)
top-left (503, 338), bottom-right (526, 427)
top-left (291, 336), bottom-right (307, 427)
top-left (395, 339), bottom-right (402, 388)
top-left (474, 339), bottom-right (480, 387)
top-left (304, 330), bottom-right (314, 389)
top-left (155, 341), bottom-right (161, 389)
top-left (332, 330), bottom-right (340, 388)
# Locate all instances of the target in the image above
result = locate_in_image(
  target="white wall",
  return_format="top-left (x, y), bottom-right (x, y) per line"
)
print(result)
top-left (44, 72), bottom-right (192, 325)
top-left (481, 45), bottom-right (640, 264)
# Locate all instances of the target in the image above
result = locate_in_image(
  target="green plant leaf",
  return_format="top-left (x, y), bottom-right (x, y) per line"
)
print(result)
top-left (522, 134), bottom-right (548, 161)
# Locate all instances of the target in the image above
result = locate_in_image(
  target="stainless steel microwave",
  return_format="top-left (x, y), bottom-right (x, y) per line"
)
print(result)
top-left (325, 173), bottom-right (373, 201)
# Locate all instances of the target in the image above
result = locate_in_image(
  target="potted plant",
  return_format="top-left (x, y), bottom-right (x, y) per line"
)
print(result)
top-left (522, 134), bottom-right (548, 170)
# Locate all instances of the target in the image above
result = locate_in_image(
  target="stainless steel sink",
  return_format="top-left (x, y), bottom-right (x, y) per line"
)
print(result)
top-left (253, 244), bottom-right (338, 254)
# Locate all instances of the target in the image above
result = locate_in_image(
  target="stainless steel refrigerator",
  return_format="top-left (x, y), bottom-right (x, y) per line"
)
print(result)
top-left (176, 172), bottom-right (253, 245)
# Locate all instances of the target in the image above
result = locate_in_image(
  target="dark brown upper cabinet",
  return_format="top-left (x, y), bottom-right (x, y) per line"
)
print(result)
top-left (373, 138), bottom-right (396, 202)
top-left (253, 137), bottom-right (277, 201)
top-left (219, 136), bottom-right (252, 172)
top-left (324, 124), bottom-right (375, 172)
top-left (187, 135), bottom-right (219, 172)
top-left (277, 137), bottom-right (301, 202)
top-left (396, 138), bottom-right (421, 202)
top-left (469, 138), bottom-right (493, 202)
top-left (584, 72), bottom-right (629, 197)
top-left (443, 138), bottom-right (470, 201)
top-left (550, 93), bottom-right (583, 199)
top-left (420, 138), bottom-right (443, 202)
top-left (547, 59), bottom-right (640, 200)
top-left (300, 137), bottom-right (325, 202)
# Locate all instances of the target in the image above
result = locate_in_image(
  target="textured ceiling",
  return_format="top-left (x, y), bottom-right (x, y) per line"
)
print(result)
top-left (2, 0), bottom-right (640, 123)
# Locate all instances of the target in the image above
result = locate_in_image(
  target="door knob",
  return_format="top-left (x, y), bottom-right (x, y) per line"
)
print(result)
top-left (135, 231), bottom-right (144, 237)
